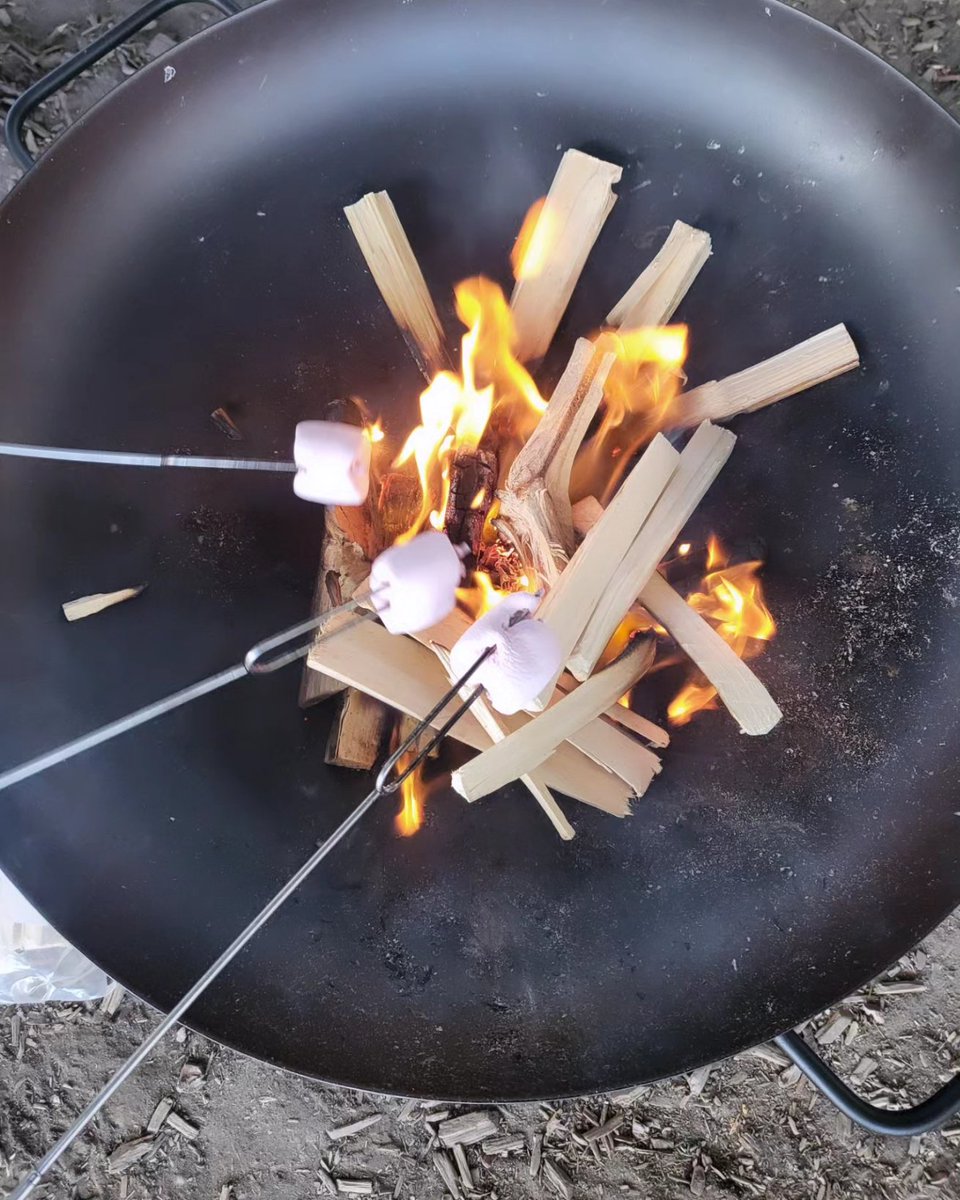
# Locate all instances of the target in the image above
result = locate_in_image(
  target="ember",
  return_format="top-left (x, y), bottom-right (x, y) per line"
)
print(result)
top-left (306, 146), bottom-right (860, 837)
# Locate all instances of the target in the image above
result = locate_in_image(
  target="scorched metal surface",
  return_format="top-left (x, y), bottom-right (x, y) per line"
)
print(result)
top-left (1, 0), bottom-right (959, 1099)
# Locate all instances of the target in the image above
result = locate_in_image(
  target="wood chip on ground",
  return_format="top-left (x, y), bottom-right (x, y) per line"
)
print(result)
top-left (437, 1111), bottom-right (499, 1147)
top-left (327, 1114), bottom-right (384, 1141)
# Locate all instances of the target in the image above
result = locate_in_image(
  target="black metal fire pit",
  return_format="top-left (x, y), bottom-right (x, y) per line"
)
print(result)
top-left (2, 0), bottom-right (960, 1133)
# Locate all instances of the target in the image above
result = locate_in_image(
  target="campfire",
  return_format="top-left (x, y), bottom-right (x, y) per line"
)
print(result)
top-left (306, 150), bottom-right (859, 839)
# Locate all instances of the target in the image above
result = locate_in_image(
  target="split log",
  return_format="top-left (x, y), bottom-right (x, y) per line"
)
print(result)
top-left (607, 220), bottom-right (712, 330)
top-left (299, 505), bottom-right (373, 707)
top-left (452, 636), bottom-right (656, 803)
top-left (325, 688), bottom-right (391, 769)
top-left (569, 421), bottom-right (736, 680)
top-left (443, 447), bottom-right (498, 558)
top-left (638, 572), bottom-right (782, 735)
top-left (432, 645), bottom-right (575, 841)
top-left (496, 339), bottom-right (615, 584)
top-left (670, 325), bottom-right (859, 429)
top-left (306, 619), bottom-right (632, 814)
top-left (510, 149), bottom-right (623, 361)
top-left (531, 433), bottom-right (679, 707)
top-left (344, 190), bottom-right (447, 377)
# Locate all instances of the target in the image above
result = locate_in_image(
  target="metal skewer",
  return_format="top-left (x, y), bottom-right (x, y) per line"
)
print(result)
top-left (4, 646), bottom-right (493, 1200)
top-left (0, 599), bottom-right (380, 794)
top-left (0, 440), bottom-right (296, 473)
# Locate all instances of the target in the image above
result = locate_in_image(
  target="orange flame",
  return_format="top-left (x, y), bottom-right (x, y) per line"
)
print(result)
top-left (394, 750), bottom-right (425, 837)
top-left (457, 568), bottom-right (511, 619)
top-left (364, 417), bottom-right (385, 444)
top-left (572, 326), bottom-right (689, 504)
top-left (510, 197), bottom-right (559, 282)
top-left (667, 538), bottom-right (776, 725)
top-left (393, 278), bottom-right (548, 543)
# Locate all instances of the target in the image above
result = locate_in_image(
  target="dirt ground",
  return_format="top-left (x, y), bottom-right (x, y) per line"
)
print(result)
top-left (2, 1), bottom-right (960, 1198)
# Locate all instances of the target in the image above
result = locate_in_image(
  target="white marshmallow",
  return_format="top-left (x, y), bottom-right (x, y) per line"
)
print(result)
top-left (370, 531), bottom-right (466, 635)
top-left (449, 593), bottom-right (563, 715)
top-left (293, 421), bottom-right (371, 506)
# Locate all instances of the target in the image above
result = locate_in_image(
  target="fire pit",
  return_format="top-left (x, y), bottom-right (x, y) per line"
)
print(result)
top-left (1, 0), bottom-right (959, 1125)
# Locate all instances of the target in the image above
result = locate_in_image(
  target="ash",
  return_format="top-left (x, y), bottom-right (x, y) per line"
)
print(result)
top-left (3, 2), bottom-right (960, 1198)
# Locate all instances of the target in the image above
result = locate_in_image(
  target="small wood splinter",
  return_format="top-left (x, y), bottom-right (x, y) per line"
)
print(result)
top-left (62, 586), bottom-right (146, 622)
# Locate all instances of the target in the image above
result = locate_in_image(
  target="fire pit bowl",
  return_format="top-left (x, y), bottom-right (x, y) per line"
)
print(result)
top-left (1, 0), bottom-right (959, 1107)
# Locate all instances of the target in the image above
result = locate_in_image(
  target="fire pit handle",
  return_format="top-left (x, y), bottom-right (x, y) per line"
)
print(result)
top-left (775, 1029), bottom-right (960, 1137)
top-left (3, 0), bottom-right (241, 171)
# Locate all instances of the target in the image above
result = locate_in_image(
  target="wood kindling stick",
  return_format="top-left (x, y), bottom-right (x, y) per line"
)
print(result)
top-left (564, 717), bottom-right (661, 799)
top-left (572, 496), bottom-right (781, 736)
top-left (670, 324), bottom-right (859, 429)
top-left (344, 191), bottom-right (447, 377)
top-left (607, 220), bottom-right (712, 330)
top-left (452, 636), bottom-right (656, 803)
top-left (638, 572), bottom-right (782, 736)
top-left (569, 421), bottom-right (737, 681)
top-left (62, 586), bottom-right (144, 622)
top-left (496, 338), bottom-right (616, 585)
top-left (415, 603), bottom-right (667, 754)
top-left (530, 433), bottom-right (680, 708)
top-left (510, 149), bottom-right (623, 361)
top-left (306, 618), bottom-right (633, 813)
top-left (431, 646), bottom-right (576, 841)
top-left (300, 505), bottom-right (374, 707)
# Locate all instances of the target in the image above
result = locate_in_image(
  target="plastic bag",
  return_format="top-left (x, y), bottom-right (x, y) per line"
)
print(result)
top-left (0, 866), bottom-right (110, 1003)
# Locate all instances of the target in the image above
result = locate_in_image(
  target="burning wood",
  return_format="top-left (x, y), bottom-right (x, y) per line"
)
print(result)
top-left (568, 421), bottom-right (737, 681)
top-left (571, 497), bottom-right (781, 735)
top-left (432, 644), bottom-right (575, 841)
top-left (510, 150), bottom-right (623, 361)
top-left (531, 433), bottom-right (679, 707)
top-left (671, 324), bottom-right (859, 428)
top-left (299, 504), bottom-right (374, 708)
top-left (496, 339), bottom-right (615, 585)
top-left (300, 161), bottom-right (860, 830)
top-left (344, 191), bottom-right (447, 377)
top-left (412, 601), bottom-right (663, 795)
top-left (306, 618), bottom-right (634, 815)
top-left (640, 571), bottom-right (782, 736)
top-left (452, 636), bottom-right (656, 803)
top-left (443, 447), bottom-right (497, 559)
top-left (607, 220), bottom-right (712, 330)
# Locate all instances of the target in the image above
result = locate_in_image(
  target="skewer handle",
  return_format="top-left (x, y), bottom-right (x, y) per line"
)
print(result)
top-left (0, 605), bottom-right (379, 794)
top-left (0, 441), bottom-right (296, 472)
top-left (5, 785), bottom-right (383, 1200)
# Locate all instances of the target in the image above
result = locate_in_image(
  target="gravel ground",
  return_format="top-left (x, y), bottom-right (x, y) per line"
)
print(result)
top-left (2, 2), bottom-right (960, 1198)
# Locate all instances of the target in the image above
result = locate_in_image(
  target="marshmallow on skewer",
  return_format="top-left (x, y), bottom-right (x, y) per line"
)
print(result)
top-left (450, 593), bottom-right (563, 715)
top-left (293, 421), bottom-right (371, 505)
top-left (370, 531), bottom-right (467, 635)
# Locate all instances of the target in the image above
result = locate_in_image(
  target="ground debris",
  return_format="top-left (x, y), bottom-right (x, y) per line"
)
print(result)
top-left (98, 981), bottom-right (125, 1018)
top-left (210, 406), bottom-right (243, 439)
top-left (146, 1095), bottom-right (175, 1133)
top-left (327, 1114), bottom-right (383, 1141)
top-left (438, 1111), bottom-right (499, 1147)
top-left (542, 1158), bottom-right (574, 1200)
top-left (107, 1135), bottom-right (156, 1174)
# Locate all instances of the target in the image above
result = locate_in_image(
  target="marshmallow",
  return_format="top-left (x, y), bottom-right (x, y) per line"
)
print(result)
top-left (449, 593), bottom-right (563, 715)
top-left (370, 531), bottom-right (466, 635)
top-left (293, 421), bottom-right (371, 506)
